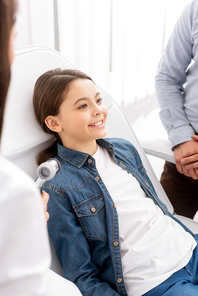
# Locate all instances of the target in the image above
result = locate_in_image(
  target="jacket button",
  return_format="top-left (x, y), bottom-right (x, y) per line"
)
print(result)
top-left (117, 278), bottom-right (122, 283)
top-left (95, 176), bottom-right (100, 181)
top-left (145, 182), bottom-right (149, 187)
top-left (113, 204), bottom-right (116, 209)
top-left (88, 159), bottom-right (92, 163)
top-left (90, 206), bottom-right (96, 213)
top-left (113, 241), bottom-right (119, 246)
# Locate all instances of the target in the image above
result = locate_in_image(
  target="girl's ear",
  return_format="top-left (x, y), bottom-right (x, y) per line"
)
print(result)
top-left (45, 116), bottom-right (62, 133)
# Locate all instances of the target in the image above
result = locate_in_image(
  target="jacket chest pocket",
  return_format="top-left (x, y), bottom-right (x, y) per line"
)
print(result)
top-left (74, 195), bottom-right (107, 240)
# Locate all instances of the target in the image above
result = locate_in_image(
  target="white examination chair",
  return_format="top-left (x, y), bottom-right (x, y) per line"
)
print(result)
top-left (1, 46), bottom-right (198, 292)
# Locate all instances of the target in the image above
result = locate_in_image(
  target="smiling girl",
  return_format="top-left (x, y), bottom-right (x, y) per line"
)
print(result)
top-left (45, 76), bottom-right (107, 155)
top-left (33, 68), bottom-right (198, 296)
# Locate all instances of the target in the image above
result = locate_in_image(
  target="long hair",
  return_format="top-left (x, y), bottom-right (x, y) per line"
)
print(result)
top-left (33, 68), bottom-right (94, 165)
top-left (0, 0), bottom-right (17, 139)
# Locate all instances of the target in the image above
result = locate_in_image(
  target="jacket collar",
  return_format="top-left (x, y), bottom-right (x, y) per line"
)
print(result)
top-left (57, 138), bottom-right (114, 168)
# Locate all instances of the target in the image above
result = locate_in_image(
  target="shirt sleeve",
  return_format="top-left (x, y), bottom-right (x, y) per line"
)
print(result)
top-left (155, 0), bottom-right (197, 149)
top-left (45, 187), bottom-right (120, 296)
top-left (0, 161), bottom-right (51, 296)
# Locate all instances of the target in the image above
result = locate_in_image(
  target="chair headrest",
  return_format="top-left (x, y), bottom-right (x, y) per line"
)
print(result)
top-left (1, 47), bottom-right (112, 159)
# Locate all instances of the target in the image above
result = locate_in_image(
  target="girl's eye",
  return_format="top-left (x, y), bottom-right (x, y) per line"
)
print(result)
top-left (97, 98), bottom-right (103, 104)
top-left (78, 104), bottom-right (87, 109)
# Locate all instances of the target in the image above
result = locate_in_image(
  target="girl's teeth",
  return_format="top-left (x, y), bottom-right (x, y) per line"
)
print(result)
top-left (93, 121), bottom-right (102, 126)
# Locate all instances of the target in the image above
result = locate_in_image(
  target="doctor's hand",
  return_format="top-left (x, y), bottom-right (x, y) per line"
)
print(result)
top-left (41, 191), bottom-right (50, 222)
top-left (174, 138), bottom-right (198, 180)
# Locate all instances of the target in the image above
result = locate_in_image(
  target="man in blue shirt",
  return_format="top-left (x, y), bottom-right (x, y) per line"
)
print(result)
top-left (156, 0), bottom-right (198, 219)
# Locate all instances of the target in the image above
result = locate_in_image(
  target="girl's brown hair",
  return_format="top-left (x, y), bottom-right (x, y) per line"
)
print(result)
top-left (33, 68), bottom-right (94, 165)
top-left (0, 0), bottom-right (17, 139)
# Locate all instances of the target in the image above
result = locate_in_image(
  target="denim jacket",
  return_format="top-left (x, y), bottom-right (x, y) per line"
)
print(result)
top-left (44, 138), bottom-right (194, 296)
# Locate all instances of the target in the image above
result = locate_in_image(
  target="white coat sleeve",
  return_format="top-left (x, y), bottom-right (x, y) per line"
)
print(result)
top-left (0, 157), bottom-right (51, 296)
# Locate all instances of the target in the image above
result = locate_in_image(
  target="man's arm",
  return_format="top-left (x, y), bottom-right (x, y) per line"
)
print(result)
top-left (155, 0), bottom-right (198, 178)
top-left (155, 0), bottom-right (195, 148)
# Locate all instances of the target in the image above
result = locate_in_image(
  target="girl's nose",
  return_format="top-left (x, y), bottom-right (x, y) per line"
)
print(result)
top-left (93, 104), bottom-right (102, 116)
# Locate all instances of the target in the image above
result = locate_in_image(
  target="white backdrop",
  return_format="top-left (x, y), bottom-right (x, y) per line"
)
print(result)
top-left (15, 0), bottom-right (190, 107)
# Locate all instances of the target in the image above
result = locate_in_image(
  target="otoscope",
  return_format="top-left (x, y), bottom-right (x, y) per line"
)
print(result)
top-left (35, 158), bottom-right (61, 189)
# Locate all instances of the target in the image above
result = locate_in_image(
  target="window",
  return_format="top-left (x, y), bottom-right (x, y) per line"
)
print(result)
top-left (15, 0), bottom-right (190, 106)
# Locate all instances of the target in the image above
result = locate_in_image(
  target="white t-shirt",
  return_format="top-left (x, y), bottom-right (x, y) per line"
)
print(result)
top-left (93, 146), bottom-right (197, 296)
top-left (0, 156), bottom-right (51, 296)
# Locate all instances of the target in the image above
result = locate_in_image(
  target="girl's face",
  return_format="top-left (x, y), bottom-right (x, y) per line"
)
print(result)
top-left (45, 78), bottom-right (108, 155)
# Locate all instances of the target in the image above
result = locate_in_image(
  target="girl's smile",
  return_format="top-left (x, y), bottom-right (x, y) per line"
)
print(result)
top-left (88, 120), bottom-right (105, 128)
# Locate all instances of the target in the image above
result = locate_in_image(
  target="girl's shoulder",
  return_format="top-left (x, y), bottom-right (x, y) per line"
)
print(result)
top-left (104, 137), bottom-right (137, 152)
top-left (103, 137), bottom-right (142, 165)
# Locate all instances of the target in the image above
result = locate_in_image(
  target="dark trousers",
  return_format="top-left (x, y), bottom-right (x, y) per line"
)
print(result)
top-left (160, 161), bottom-right (198, 219)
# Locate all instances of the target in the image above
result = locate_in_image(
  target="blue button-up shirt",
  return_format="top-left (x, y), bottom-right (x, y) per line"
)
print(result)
top-left (156, 0), bottom-right (198, 149)
top-left (44, 138), bottom-right (194, 295)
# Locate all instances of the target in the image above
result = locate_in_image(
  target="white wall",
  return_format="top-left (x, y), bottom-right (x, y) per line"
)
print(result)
top-left (14, 0), bottom-right (190, 106)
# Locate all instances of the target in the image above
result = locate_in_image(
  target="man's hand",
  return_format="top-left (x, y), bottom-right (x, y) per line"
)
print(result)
top-left (41, 191), bottom-right (50, 222)
top-left (174, 137), bottom-right (198, 180)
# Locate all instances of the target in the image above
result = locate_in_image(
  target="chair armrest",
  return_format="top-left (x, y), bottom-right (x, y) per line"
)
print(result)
top-left (137, 132), bottom-right (175, 164)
